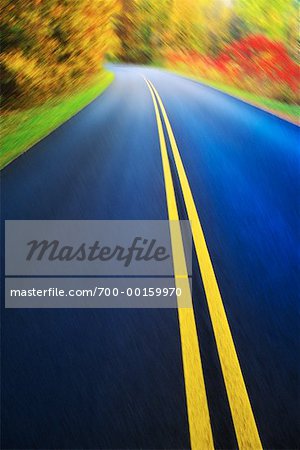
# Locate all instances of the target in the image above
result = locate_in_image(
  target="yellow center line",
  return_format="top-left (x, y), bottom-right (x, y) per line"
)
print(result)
top-left (147, 79), bottom-right (262, 450)
top-left (144, 78), bottom-right (214, 450)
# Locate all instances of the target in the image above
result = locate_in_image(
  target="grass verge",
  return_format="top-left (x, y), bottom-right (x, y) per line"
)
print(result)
top-left (163, 67), bottom-right (299, 124)
top-left (0, 71), bottom-right (114, 169)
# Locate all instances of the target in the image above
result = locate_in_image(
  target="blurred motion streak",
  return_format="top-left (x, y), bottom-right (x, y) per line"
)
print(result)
top-left (1, 0), bottom-right (298, 167)
top-left (1, 0), bottom-right (298, 111)
top-left (1, 0), bottom-right (119, 109)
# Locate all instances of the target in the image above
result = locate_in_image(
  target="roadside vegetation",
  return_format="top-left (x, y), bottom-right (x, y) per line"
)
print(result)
top-left (115, 0), bottom-right (299, 120)
top-left (163, 35), bottom-right (299, 121)
top-left (0, 0), bottom-right (118, 168)
top-left (0, 72), bottom-right (113, 169)
top-left (1, 0), bottom-right (298, 168)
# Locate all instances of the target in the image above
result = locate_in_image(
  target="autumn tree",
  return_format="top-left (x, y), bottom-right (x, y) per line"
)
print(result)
top-left (115, 0), bottom-right (171, 63)
top-left (0, 0), bottom-right (119, 107)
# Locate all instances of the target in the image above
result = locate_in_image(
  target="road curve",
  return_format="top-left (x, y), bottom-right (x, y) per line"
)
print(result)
top-left (1, 64), bottom-right (299, 449)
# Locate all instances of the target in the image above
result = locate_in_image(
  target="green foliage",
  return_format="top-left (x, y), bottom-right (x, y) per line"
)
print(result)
top-left (236, 0), bottom-right (295, 41)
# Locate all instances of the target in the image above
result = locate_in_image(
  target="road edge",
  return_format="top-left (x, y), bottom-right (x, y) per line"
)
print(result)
top-left (160, 68), bottom-right (299, 127)
top-left (1, 71), bottom-right (115, 171)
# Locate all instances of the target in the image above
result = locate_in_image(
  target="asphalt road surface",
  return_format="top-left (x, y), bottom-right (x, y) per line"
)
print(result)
top-left (1, 65), bottom-right (299, 449)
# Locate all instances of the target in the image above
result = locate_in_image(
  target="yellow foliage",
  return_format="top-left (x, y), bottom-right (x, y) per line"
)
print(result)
top-left (1, 0), bottom-right (120, 108)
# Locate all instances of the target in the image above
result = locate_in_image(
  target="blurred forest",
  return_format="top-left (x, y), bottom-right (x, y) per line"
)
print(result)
top-left (1, 0), bottom-right (299, 110)
top-left (1, 0), bottom-right (119, 109)
top-left (115, 0), bottom-right (299, 103)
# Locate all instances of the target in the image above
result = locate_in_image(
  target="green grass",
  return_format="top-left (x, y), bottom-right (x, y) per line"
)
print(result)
top-left (163, 67), bottom-right (299, 122)
top-left (0, 71), bottom-right (114, 169)
top-left (196, 77), bottom-right (300, 119)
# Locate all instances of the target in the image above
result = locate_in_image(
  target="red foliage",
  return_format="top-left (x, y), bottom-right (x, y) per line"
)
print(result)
top-left (166, 35), bottom-right (299, 101)
top-left (217, 35), bottom-right (299, 93)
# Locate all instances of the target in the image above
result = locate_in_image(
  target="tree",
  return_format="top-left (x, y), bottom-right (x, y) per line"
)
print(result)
top-left (0, 0), bottom-right (120, 107)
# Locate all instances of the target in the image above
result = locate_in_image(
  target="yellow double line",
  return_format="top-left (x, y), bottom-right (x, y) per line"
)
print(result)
top-left (145, 78), bottom-right (262, 450)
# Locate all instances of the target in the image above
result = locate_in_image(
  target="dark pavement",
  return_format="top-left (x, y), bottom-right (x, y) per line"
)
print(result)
top-left (1, 65), bottom-right (299, 449)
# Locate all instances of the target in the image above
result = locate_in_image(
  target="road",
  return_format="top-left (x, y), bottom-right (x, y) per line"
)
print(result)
top-left (1, 65), bottom-right (299, 449)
